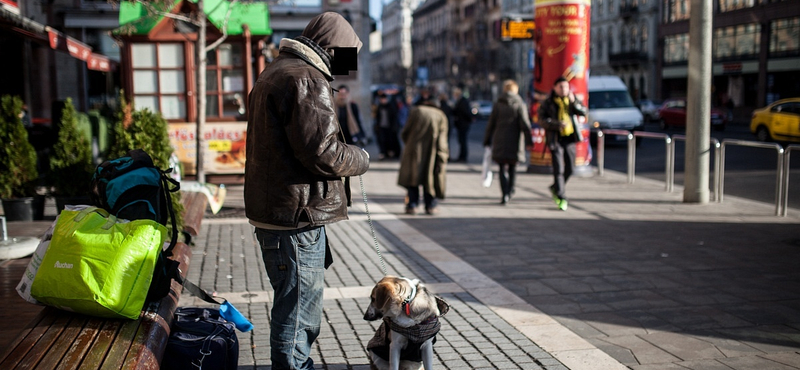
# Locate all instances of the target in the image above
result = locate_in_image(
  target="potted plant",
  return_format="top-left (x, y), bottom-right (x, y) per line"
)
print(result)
top-left (49, 98), bottom-right (94, 212)
top-left (108, 96), bottom-right (184, 233)
top-left (0, 95), bottom-right (39, 221)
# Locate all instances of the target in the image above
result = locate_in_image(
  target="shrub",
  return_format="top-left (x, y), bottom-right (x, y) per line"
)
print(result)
top-left (49, 98), bottom-right (94, 197)
top-left (0, 95), bottom-right (38, 199)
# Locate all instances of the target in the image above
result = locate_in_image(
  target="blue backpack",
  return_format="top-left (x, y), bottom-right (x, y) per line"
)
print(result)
top-left (90, 149), bottom-right (180, 302)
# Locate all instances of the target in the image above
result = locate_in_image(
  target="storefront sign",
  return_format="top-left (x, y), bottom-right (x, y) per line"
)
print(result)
top-left (168, 122), bottom-right (247, 175)
top-left (47, 28), bottom-right (92, 61)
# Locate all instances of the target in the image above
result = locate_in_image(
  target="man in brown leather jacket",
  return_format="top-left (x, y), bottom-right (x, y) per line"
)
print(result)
top-left (245, 12), bottom-right (369, 370)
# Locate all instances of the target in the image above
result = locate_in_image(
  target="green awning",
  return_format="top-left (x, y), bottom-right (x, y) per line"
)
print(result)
top-left (117, 0), bottom-right (270, 36)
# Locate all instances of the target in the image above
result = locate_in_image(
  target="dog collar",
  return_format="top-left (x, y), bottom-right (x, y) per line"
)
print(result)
top-left (400, 277), bottom-right (419, 316)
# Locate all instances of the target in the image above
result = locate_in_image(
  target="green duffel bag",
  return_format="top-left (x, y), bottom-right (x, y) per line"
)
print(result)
top-left (30, 206), bottom-right (167, 320)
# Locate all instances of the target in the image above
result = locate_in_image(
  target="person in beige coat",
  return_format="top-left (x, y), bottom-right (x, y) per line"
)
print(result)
top-left (397, 95), bottom-right (449, 215)
top-left (483, 80), bottom-right (533, 204)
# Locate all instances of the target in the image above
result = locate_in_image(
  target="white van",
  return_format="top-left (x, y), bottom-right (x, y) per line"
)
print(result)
top-left (587, 76), bottom-right (644, 141)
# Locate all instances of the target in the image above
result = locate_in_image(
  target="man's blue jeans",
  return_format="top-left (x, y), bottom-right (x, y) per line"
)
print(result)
top-left (255, 225), bottom-right (326, 370)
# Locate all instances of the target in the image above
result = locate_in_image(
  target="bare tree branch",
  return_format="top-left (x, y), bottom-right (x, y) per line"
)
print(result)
top-left (205, 0), bottom-right (239, 52)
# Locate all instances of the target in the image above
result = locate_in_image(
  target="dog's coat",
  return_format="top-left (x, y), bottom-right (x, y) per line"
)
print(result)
top-left (364, 276), bottom-right (449, 370)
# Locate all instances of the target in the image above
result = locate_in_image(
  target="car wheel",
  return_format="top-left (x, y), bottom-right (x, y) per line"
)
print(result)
top-left (659, 119), bottom-right (667, 130)
top-left (756, 126), bottom-right (770, 142)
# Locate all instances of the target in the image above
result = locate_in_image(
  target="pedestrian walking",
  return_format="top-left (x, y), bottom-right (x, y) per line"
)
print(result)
top-left (244, 12), bottom-right (370, 370)
top-left (538, 76), bottom-right (587, 211)
top-left (374, 91), bottom-right (401, 160)
top-left (335, 84), bottom-right (365, 146)
top-left (398, 94), bottom-right (449, 215)
top-left (483, 80), bottom-right (533, 205)
top-left (452, 87), bottom-right (474, 162)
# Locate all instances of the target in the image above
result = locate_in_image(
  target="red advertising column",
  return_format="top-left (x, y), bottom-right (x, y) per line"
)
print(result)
top-left (529, 0), bottom-right (592, 175)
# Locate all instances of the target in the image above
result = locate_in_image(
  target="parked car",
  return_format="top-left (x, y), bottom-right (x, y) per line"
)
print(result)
top-left (637, 99), bottom-right (661, 122)
top-left (471, 100), bottom-right (493, 118)
top-left (657, 98), bottom-right (727, 131)
top-left (750, 97), bottom-right (800, 142)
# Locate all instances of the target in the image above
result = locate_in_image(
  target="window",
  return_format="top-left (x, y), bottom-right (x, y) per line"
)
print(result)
top-left (770, 17), bottom-right (800, 55)
top-left (663, 0), bottom-right (690, 22)
top-left (206, 43), bottom-right (246, 120)
top-left (131, 43), bottom-right (187, 120)
top-left (719, 0), bottom-right (756, 12)
top-left (664, 33), bottom-right (689, 63)
top-left (713, 24), bottom-right (760, 58)
top-left (641, 24), bottom-right (648, 52)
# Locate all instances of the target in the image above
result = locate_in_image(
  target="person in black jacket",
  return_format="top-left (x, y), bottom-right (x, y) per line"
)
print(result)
top-left (374, 91), bottom-right (401, 159)
top-left (538, 76), bottom-right (587, 211)
top-left (451, 87), bottom-right (474, 162)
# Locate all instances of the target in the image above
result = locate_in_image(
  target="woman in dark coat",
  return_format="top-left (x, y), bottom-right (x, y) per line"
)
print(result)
top-left (397, 95), bottom-right (449, 215)
top-left (483, 79), bottom-right (533, 204)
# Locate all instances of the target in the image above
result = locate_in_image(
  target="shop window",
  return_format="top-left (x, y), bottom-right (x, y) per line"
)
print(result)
top-left (206, 43), bottom-right (246, 120)
top-left (131, 43), bottom-right (187, 120)
top-left (770, 17), bottom-right (800, 55)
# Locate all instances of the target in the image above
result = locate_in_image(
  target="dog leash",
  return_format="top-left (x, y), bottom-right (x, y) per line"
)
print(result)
top-left (358, 174), bottom-right (388, 275)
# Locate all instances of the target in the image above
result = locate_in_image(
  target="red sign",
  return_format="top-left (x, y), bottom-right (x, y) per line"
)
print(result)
top-left (87, 54), bottom-right (111, 72)
top-left (530, 0), bottom-right (592, 169)
top-left (0, 0), bottom-right (19, 13)
top-left (47, 28), bottom-right (93, 61)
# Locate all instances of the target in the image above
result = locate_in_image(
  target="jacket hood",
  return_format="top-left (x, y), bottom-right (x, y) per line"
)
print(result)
top-left (301, 12), bottom-right (363, 53)
top-left (498, 92), bottom-right (523, 106)
top-left (279, 38), bottom-right (333, 80)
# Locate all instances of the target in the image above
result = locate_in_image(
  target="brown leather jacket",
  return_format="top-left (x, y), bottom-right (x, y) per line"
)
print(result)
top-left (244, 38), bottom-right (369, 228)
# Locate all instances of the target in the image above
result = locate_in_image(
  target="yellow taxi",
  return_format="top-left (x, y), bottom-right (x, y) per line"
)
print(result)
top-left (750, 97), bottom-right (800, 142)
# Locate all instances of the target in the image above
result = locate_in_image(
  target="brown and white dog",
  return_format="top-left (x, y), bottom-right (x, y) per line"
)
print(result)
top-left (364, 275), bottom-right (448, 370)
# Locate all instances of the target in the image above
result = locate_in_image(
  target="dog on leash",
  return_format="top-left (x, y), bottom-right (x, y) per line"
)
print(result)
top-left (364, 275), bottom-right (449, 370)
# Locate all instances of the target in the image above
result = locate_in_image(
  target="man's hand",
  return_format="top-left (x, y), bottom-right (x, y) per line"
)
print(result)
top-left (568, 92), bottom-right (576, 103)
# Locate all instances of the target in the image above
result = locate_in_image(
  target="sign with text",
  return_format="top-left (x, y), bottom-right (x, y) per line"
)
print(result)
top-left (168, 122), bottom-right (247, 175)
top-left (500, 17), bottom-right (536, 41)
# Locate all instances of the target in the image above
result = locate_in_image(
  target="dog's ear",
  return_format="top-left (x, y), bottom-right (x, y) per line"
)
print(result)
top-left (374, 280), bottom-right (397, 312)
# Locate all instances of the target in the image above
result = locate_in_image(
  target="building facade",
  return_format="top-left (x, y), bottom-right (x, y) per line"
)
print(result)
top-left (374, 0), bottom-right (423, 88)
top-left (658, 0), bottom-right (800, 111)
top-left (590, 0), bottom-right (660, 102)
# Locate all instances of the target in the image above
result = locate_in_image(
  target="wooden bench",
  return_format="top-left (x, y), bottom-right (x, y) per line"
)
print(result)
top-left (0, 191), bottom-right (209, 369)
top-left (180, 190), bottom-right (209, 244)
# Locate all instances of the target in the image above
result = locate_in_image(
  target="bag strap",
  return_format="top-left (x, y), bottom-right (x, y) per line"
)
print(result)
top-left (160, 168), bottom-right (181, 256)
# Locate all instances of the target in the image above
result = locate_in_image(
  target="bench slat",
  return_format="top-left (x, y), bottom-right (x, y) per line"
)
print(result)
top-left (99, 320), bottom-right (140, 370)
top-left (77, 320), bottom-right (122, 369)
top-left (0, 310), bottom-right (60, 368)
top-left (17, 313), bottom-right (72, 369)
top-left (54, 319), bottom-right (104, 370)
top-left (36, 316), bottom-right (89, 369)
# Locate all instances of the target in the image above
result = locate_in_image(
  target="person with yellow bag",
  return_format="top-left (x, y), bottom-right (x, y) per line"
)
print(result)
top-left (538, 76), bottom-right (587, 211)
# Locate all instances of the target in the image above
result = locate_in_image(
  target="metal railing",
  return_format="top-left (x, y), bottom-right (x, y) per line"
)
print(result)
top-left (719, 139), bottom-right (784, 216)
top-left (632, 131), bottom-right (672, 191)
top-left (597, 130), bottom-right (794, 215)
top-left (669, 135), bottom-right (721, 201)
top-left (780, 144), bottom-right (800, 217)
top-left (595, 130), bottom-right (633, 181)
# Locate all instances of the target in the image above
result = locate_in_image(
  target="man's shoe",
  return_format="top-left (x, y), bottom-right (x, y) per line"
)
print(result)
top-left (500, 195), bottom-right (509, 205)
top-left (405, 207), bottom-right (416, 215)
top-left (558, 198), bottom-right (568, 211)
top-left (425, 207), bottom-right (439, 215)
